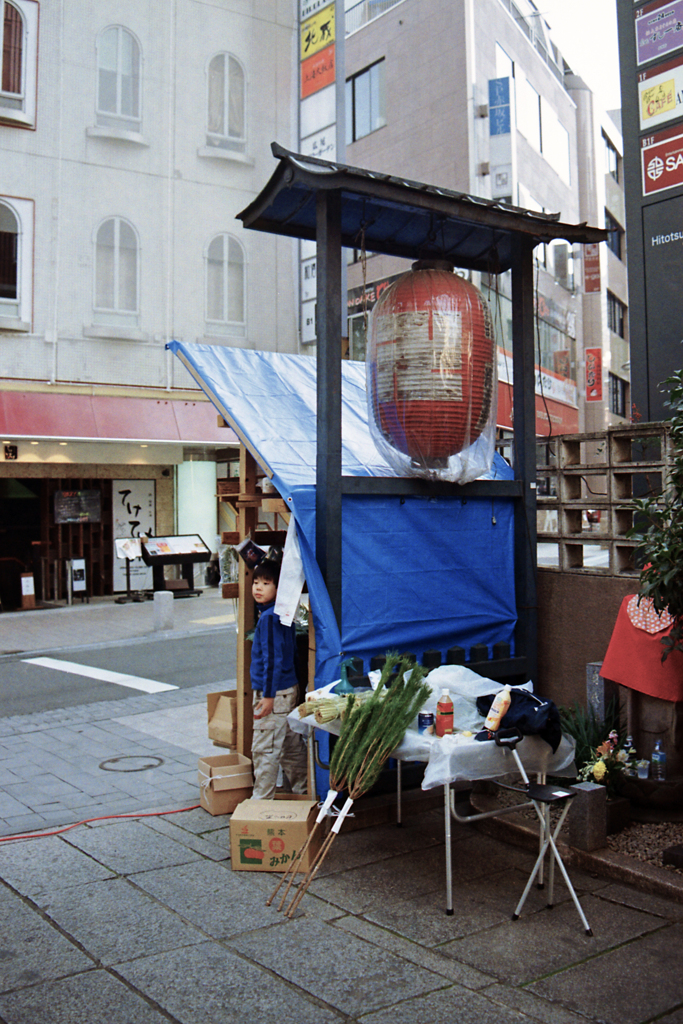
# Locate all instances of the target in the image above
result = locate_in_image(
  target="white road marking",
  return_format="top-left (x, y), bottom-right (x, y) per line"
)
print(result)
top-left (23, 657), bottom-right (178, 694)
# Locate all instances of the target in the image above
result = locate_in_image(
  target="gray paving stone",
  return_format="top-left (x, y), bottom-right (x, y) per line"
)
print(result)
top-left (63, 819), bottom-right (203, 874)
top-left (0, 835), bottom-right (116, 897)
top-left (527, 922), bottom-right (683, 1024)
top-left (438, 893), bottom-right (664, 986)
top-left (334, 914), bottom-right (496, 991)
top-left (482, 983), bottom-right (602, 1024)
top-left (0, 894), bottom-right (93, 991)
top-left (129, 860), bottom-right (285, 937)
top-left (118, 940), bottom-right (341, 1024)
top-left (136, 815), bottom-right (230, 862)
top-left (42, 876), bottom-right (206, 966)
top-left (229, 915), bottom-right (447, 1016)
top-left (358, 983), bottom-right (541, 1023)
top-left (0, 969), bottom-right (171, 1024)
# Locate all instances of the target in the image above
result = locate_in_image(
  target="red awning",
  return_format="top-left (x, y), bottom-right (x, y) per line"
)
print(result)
top-left (0, 392), bottom-right (238, 445)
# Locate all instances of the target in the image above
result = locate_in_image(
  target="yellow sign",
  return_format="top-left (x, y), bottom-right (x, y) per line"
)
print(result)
top-left (642, 80), bottom-right (676, 122)
top-left (301, 4), bottom-right (335, 60)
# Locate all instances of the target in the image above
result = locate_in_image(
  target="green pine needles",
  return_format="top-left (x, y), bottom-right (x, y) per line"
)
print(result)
top-left (329, 652), bottom-right (431, 799)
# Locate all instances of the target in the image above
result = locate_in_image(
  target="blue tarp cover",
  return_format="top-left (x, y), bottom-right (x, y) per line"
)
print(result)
top-left (169, 342), bottom-right (517, 685)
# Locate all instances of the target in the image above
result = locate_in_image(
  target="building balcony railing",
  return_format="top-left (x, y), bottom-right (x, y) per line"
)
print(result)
top-left (345, 0), bottom-right (405, 34)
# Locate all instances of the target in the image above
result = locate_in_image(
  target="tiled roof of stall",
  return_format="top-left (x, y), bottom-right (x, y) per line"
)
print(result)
top-left (237, 144), bottom-right (607, 272)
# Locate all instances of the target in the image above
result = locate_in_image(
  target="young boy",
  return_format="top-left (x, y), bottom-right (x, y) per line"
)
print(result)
top-left (250, 558), bottom-right (308, 800)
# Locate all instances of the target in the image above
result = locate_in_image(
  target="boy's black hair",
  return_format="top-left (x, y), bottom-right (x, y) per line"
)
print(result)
top-left (253, 558), bottom-right (280, 586)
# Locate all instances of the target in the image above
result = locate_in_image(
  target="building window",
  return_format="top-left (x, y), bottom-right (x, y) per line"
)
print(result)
top-left (0, 201), bottom-right (18, 304)
top-left (607, 291), bottom-right (626, 338)
top-left (346, 59), bottom-right (386, 144)
top-left (609, 372), bottom-right (627, 418)
top-left (95, 217), bottom-right (139, 322)
top-left (207, 53), bottom-right (245, 151)
top-left (604, 132), bottom-right (620, 183)
top-left (0, 195), bottom-right (32, 328)
top-left (205, 233), bottom-right (245, 336)
top-left (97, 26), bottom-right (141, 131)
top-left (517, 74), bottom-right (541, 151)
top-left (0, 0), bottom-right (38, 128)
top-left (605, 211), bottom-right (624, 260)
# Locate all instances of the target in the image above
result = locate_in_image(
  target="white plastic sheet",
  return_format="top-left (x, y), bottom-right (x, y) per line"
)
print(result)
top-left (288, 666), bottom-right (576, 792)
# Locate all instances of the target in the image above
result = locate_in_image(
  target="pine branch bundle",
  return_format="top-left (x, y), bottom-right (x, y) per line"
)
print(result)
top-left (277, 652), bottom-right (431, 917)
top-left (329, 652), bottom-right (430, 799)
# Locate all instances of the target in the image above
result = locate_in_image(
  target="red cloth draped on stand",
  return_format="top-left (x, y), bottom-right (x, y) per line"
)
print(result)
top-left (600, 594), bottom-right (683, 702)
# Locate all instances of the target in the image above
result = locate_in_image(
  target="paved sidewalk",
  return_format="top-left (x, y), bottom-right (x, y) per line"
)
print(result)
top-left (0, 588), bottom-right (234, 836)
top-left (2, 592), bottom-right (683, 1023)
top-left (2, 804), bottom-right (683, 1024)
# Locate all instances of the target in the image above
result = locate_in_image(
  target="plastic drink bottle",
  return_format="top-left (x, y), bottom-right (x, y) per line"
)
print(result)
top-left (435, 689), bottom-right (454, 737)
top-left (484, 684), bottom-right (511, 732)
top-left (651, 739), bottom-right (667, 781)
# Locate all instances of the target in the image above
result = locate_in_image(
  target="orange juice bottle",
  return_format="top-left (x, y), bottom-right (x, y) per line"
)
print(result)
top-left (435, 689), bottom-right (454, 737)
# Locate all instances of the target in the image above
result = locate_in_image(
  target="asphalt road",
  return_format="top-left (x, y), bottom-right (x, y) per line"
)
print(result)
top-left (0, 629), bottom-right (237, 718)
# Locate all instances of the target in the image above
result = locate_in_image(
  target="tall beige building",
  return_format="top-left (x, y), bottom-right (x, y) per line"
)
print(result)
top-left (342, 0), bottom-right (628, 438)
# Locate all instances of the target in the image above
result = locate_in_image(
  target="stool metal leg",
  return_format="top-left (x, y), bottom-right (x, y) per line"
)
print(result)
top-left (512, 799), bottom-right (592, 936)
top-left (444, 783), bottom-right (453, 915)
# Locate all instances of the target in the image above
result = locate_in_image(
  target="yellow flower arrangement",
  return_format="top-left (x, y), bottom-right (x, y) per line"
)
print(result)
top-left (579, 730), bottom-right (632, 796)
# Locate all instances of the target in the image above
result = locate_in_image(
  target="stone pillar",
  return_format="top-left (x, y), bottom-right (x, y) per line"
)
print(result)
top-left (568, 781), bottom-right (607, 851)
top-left (154, 590), bottom-right (174, 631)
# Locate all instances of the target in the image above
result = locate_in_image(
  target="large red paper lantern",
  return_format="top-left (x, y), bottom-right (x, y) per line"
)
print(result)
top-left (367, 261), bottom-right (495, 466)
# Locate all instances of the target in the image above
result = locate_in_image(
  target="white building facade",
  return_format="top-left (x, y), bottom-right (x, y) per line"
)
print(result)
top-left (0, 0), bottom-right (299, 601)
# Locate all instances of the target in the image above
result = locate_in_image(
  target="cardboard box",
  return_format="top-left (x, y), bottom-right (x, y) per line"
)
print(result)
top-left (229, 799), bottom-right (321, 873)
top-left (198, 753), bottom-right (253, 816)
top-left (207, 689), bottom-right (237, 748)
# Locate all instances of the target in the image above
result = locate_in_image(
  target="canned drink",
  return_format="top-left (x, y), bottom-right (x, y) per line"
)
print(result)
top-left (418, 712), bottom-right (435, 735)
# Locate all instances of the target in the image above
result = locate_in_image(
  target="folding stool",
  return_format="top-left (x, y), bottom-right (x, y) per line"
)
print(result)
top-left (494, 727), bottom-right (593, 936)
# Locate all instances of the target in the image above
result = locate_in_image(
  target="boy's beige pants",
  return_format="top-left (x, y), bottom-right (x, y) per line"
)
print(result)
top-left (251, 686), bottom-right (308, 800)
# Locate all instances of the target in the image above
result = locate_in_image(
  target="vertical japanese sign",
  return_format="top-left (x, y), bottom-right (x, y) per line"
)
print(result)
top-left (113, 479), bottom-right (156, 591)
top-left (583, 243), bottom-right (602, 293)
top-left (299, 0), bottom-right (339, 346)
top-left (585, 349), bottom-right (604, 401)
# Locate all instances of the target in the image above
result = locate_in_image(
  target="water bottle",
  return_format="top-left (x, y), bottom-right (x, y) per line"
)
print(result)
top-left (651, 739), bottom-right (667, 781)
top-left (625, 735), bottom-right (637, 776)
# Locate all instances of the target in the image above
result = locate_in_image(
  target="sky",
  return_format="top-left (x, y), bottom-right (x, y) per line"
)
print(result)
top-left (538, 0), bottom-right (622, 112)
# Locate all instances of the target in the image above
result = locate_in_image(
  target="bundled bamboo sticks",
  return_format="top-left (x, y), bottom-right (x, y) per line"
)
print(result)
top-left (269, 653), bottom-right (431, 917)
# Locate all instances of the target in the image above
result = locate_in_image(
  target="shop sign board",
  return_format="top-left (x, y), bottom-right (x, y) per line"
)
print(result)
top-left (641, 123), bottom-right (683, 194)
top-left (638, 52), bottom-right (683, 128)
top-left (301, 43), bottom-right (335, 99)
top-left (586, 348), bottom-right (604, 402)
top-left (583, 242), bottom-right (602, 292)
top-left (635, 0), bottom-right (683, 65)
top-left (300, 3), bottom-right (335, 59)
top-left (113, 479), bottom-right (155, 592)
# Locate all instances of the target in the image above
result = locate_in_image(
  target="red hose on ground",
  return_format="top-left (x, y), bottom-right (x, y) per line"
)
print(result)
top-left (0, 805), bottom-right (202, 843)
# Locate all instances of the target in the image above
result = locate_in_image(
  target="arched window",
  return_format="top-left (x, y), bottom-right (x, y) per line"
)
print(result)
top-left (95, 217), bottom-right (138, 316)
top-left (0, 202), bottom-right (19, 303)
top-left (97, 26), bottom-right (141, 130)
top-left (0, 0), bottom-right (37, 127)
top-left (207, 53), bottom-right (245, 151)
top-left (206, 234), bottom-right (245, 333)
top-left (2, 2), bottom-right (22, 95)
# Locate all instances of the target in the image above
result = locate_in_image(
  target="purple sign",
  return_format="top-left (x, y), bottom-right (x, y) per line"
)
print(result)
top-left (636, 0), bottom-right (683, 64)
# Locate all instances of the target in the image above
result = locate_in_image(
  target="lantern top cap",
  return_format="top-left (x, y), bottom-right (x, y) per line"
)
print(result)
top-left (237, 143), bottom-right (607, 273)
top-left (411, 260), bottom-right (454, 273)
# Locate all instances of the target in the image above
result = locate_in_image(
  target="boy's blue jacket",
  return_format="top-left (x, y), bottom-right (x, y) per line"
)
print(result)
top-left (250, 600), bottom-right (298, 698)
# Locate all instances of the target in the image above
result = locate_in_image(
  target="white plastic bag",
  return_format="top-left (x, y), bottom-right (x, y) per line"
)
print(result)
top-left (275, 516), bottom-right (305, 627)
